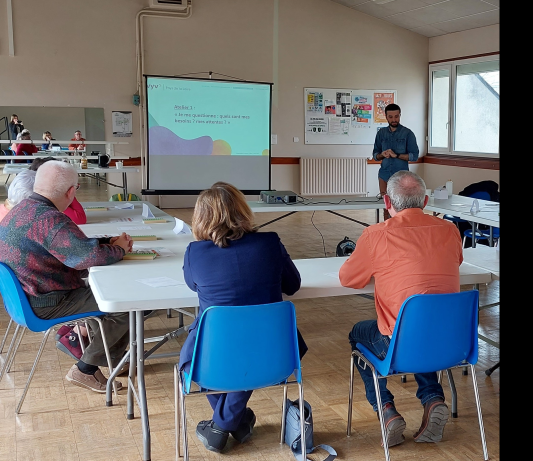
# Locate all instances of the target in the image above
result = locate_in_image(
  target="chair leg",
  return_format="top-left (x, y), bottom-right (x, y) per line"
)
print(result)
top-left (347, 354), bottom-right (355, 436)
top-left (93, 317), bottom-right (118, 397)
top-left (0, 324), bottom-right (22, 382)
top-left (174, 364), bottom-right (180, 459)
top-left (281, 385), bottom-right (288, 443)
top-left (446, 369), bottom-right (458, 418)
top-left (470, 364), bottom-right (489, 460)
top-left (16, 328), bottom-right (52, 414)
top-left (401, 374), bottom-right (406, 383)
top-left (298, 384), bottom-right (306, 461)
top-left (485, 361), bottom-right (499, 376)
top-left (373, 369), bottom-right (391, 461)
top-left (178, 375), bottom-right (189, 461)
top-left (5, 326), bottom-right (26, 374)
top-left (0, 317), bottom-right (14, 353)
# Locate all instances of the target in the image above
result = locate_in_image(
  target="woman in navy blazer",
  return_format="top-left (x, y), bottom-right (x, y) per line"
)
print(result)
top-left (179, 181), bottom-right (307, 453)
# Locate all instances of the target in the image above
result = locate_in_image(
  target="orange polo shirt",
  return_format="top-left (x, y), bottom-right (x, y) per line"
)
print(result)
top-left (68, 137), bottom-right (86, 151)
top-left (339, 208), bottom-right (463, 336)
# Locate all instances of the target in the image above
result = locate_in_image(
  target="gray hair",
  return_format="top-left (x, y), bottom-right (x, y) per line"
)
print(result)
top-left (386, 170), bottom-right (426, 212)
top-left (6, 170), bottom-right (36, 208)
top-left (34, 160), bottom-right (78, 200)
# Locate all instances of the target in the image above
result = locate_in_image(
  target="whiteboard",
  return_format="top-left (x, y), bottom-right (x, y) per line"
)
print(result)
top-left (304, 88), bottom-right (397, 145)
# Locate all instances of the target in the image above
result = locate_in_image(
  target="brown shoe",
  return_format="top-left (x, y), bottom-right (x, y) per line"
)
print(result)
top-left (414, 397), bottom-right (449, 443)
top-left (378, 402), bottom-right (406, 447)
top-left (65, 364), bottom-right (123, 393)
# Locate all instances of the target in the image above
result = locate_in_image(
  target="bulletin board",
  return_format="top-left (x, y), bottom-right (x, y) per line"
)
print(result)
top-left (304, 88), bottom-right (397, 145)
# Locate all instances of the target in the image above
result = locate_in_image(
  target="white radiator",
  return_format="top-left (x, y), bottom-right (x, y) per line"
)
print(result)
top-left (300, 157), bottom-right (367, 196)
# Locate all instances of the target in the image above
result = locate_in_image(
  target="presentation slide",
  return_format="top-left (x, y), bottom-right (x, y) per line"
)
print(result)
top-left (144, 76), bottom-right (272, 194)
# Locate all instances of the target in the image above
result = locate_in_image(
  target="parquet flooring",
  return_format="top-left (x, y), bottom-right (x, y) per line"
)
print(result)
top-left (0, 171), bottom-right (500, 460)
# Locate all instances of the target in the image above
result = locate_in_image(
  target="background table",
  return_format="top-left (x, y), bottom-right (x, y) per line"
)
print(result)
top-left (248, 196), bottom-right (385, 228)
top-left (3, 164), bottom-right (139, 197)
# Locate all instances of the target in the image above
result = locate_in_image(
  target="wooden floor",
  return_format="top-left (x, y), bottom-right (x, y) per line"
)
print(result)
top-left (0, 172), bottom-right (500, 461)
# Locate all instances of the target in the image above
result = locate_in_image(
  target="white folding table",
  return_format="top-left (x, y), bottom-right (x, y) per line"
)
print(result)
top-left (248, 196), bottom-right (385, 229)
top-left (3, 163), bottom-right (139, 198)
top-left (82, 201), bottom-right (494, 461)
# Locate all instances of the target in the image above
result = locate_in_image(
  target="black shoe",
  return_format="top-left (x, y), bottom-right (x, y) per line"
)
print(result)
top-left (196, 420), bottom-right (229, 453)
top-left (414, 397), bottom-right (449, 443)
top-left (378, 402), bottom-right (406, 447)
top-left (230, 408), bottom-right (256, 443)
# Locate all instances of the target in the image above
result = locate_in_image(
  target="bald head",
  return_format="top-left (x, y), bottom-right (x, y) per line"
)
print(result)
top-left (386, 170), bottom-right (426, 212)
top-left (34, 161), bottom-right (78, 203)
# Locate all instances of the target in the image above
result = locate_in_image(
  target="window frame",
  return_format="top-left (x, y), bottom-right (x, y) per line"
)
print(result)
top-left (428, 54), bottom-right (500, 159)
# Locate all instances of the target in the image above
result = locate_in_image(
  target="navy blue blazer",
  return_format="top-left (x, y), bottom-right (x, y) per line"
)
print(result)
top-left (178, 231), bottom-right (307, 370)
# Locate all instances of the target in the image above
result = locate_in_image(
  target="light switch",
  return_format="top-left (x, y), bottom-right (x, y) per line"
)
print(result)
top-left (271, 134), bottom-right (277, 144)
top-left (293, 137), bottom-right (299, 143)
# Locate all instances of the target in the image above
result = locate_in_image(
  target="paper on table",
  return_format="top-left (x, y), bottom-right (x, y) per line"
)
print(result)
top-left (85, 234), bottom-right (118, 239)
top-left (173, 217), bottom-right (192, 235)
top-left (104, 216), bottom-right (143, 223)
top-left (130, 245), bottom-right (175, 257)
top-left (142, 203), bottom-right (155, 219)
top-left (117, 225), bottom-right (152, 231)
top-left (115, 202), bottom-right (134, 209)
top-left (136, 277), bottom-right (184, 288)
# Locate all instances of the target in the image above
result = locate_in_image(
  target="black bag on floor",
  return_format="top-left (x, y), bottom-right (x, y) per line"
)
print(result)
top-left (336, 236), bottom-right (356, 257)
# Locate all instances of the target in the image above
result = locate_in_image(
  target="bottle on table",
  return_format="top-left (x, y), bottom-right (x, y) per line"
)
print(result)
top-left (80, 152), bottom-right (88, 170)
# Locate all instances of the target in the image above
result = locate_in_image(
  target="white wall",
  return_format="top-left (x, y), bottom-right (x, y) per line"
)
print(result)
top-left (1, 1), bottom-right (499, 205)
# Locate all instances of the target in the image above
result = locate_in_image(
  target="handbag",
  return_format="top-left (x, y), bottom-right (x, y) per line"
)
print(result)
top-left (284, 398), bottom-right (337, 461)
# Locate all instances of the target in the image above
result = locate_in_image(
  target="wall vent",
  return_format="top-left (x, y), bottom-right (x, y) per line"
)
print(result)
top-left (149, 0), bottom-right (191, 11)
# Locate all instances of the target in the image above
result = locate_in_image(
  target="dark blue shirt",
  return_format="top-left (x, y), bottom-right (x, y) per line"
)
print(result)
top-left (372, 123), bottom-right (419, 181)
top-left (178, 231), bottom-right (305, 370)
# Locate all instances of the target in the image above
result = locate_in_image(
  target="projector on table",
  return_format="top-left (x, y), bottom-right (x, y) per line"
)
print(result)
top-left (260, 190), bottom-right (298, 204)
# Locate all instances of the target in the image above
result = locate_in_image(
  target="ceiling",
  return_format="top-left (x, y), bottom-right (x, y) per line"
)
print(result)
top-left (331, 0), bottom-right (499, 37)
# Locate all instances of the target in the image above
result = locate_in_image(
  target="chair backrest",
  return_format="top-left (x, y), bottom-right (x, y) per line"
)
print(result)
top-left (109, 193), bottom-right (141, 201)
top-left (0, 262), bottom-right (34, 329)
top-left (379, 290), bottom-right (479, 376)
top-left (184, 301), bottom-right (302, 393)
top-left (469, 191), bottom-right (491, 201)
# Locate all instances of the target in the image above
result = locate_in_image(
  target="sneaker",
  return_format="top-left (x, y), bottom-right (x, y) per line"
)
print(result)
top-left (378, 402), bottom-right (406, 447)
top-left (56, 331), bottom-right (83, 360)
top-left (230, 408), bottom-right (256, 443)
top-left (65, 364), bottom-right (123, 393)
top-left (195, 420), bottom-right (229, 453)
top-left (414, 397), bottom-right (449, 443)
top-left (55, 324), bottom-right (74, 341)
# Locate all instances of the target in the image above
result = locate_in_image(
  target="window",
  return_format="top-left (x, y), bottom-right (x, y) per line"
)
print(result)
top-left (428, 55), bottom-right (499, 158)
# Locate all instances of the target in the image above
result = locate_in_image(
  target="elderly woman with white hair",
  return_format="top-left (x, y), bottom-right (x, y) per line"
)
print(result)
top-left (0, 169), bottom-right (36, 222)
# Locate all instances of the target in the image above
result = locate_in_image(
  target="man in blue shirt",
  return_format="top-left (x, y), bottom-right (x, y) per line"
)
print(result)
top-left (372, 104), bottom-right (419, 220)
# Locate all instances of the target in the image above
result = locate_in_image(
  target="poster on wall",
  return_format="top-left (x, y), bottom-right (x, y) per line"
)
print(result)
top-left (373, 92), bottom-right (395, 125)
top-left (304, 88), bottom-right (397, 144)
top-left (112, 111), bottom-right (133, 137)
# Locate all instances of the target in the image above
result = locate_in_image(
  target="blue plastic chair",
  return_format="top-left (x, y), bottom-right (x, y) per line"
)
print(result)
top-left (0, 262), bottom-right (116, 413)
top-left (463, 227), bottom-right (500, 248)
top-left (347, 291), bottom-right (488, 461)
top-left (174, 301), bottom-right (305, 460)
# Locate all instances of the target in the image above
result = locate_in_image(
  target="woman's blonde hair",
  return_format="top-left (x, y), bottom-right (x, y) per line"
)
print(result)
top-left (192, 182), bottom-right (256, 248)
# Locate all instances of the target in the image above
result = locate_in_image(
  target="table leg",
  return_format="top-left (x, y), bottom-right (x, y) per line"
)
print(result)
top-left (471, 222), bottom-right (477, 248)
top-left (127, 312), bottom-right (137, 420)
top-left (122, 172), bottom-right (128, 197)
top-left (376, 209), bottom-right (380, 223)
top-left (136, 310), bottom-right (151, 461)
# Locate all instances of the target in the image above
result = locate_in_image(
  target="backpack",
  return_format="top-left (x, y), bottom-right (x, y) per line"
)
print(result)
top-left (336, 237), bottom-right (356, 257)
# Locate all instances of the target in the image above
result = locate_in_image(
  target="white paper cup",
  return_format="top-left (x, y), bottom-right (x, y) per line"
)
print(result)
top-left (116, 161), bottom-right (123, 169)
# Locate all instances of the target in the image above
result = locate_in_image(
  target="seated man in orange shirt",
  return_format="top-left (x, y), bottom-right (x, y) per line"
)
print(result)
top-left (68, 130), bottom-right (86, 152)
top-left (339, 170), bottom-right (463, 448)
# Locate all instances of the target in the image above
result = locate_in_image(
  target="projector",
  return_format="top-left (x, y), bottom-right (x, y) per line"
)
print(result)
top-left (260, 190), bottom-right (298, 204)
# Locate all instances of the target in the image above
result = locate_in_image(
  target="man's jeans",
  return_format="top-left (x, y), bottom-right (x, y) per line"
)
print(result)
top-left (349, 319), bottom-right (444, 411)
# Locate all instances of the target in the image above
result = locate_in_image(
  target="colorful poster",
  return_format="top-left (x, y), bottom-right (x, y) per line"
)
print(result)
top-left (351, 95), bottom-right (372, 127)
top-left (307, 92), bottom-right (324, 113)
top-left (374, 92), bottom-right (395, 124)
top-left (324, 99), bottom-right (336, 115)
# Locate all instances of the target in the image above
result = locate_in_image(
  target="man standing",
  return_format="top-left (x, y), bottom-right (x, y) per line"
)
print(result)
top-left (0, 161), bottom-right (133, 393)
top-left (372, 103), bottom-right (419, 220)
top-left (339, 171), bottom-right (462, 448)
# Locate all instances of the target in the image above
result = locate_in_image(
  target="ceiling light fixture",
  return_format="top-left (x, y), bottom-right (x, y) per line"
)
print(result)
top-left (371, 0), bottom-right (397, 4)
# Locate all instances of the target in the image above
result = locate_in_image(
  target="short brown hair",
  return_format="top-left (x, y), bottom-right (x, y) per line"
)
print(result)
top-left (192, 182), bottom-right (256, 247)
